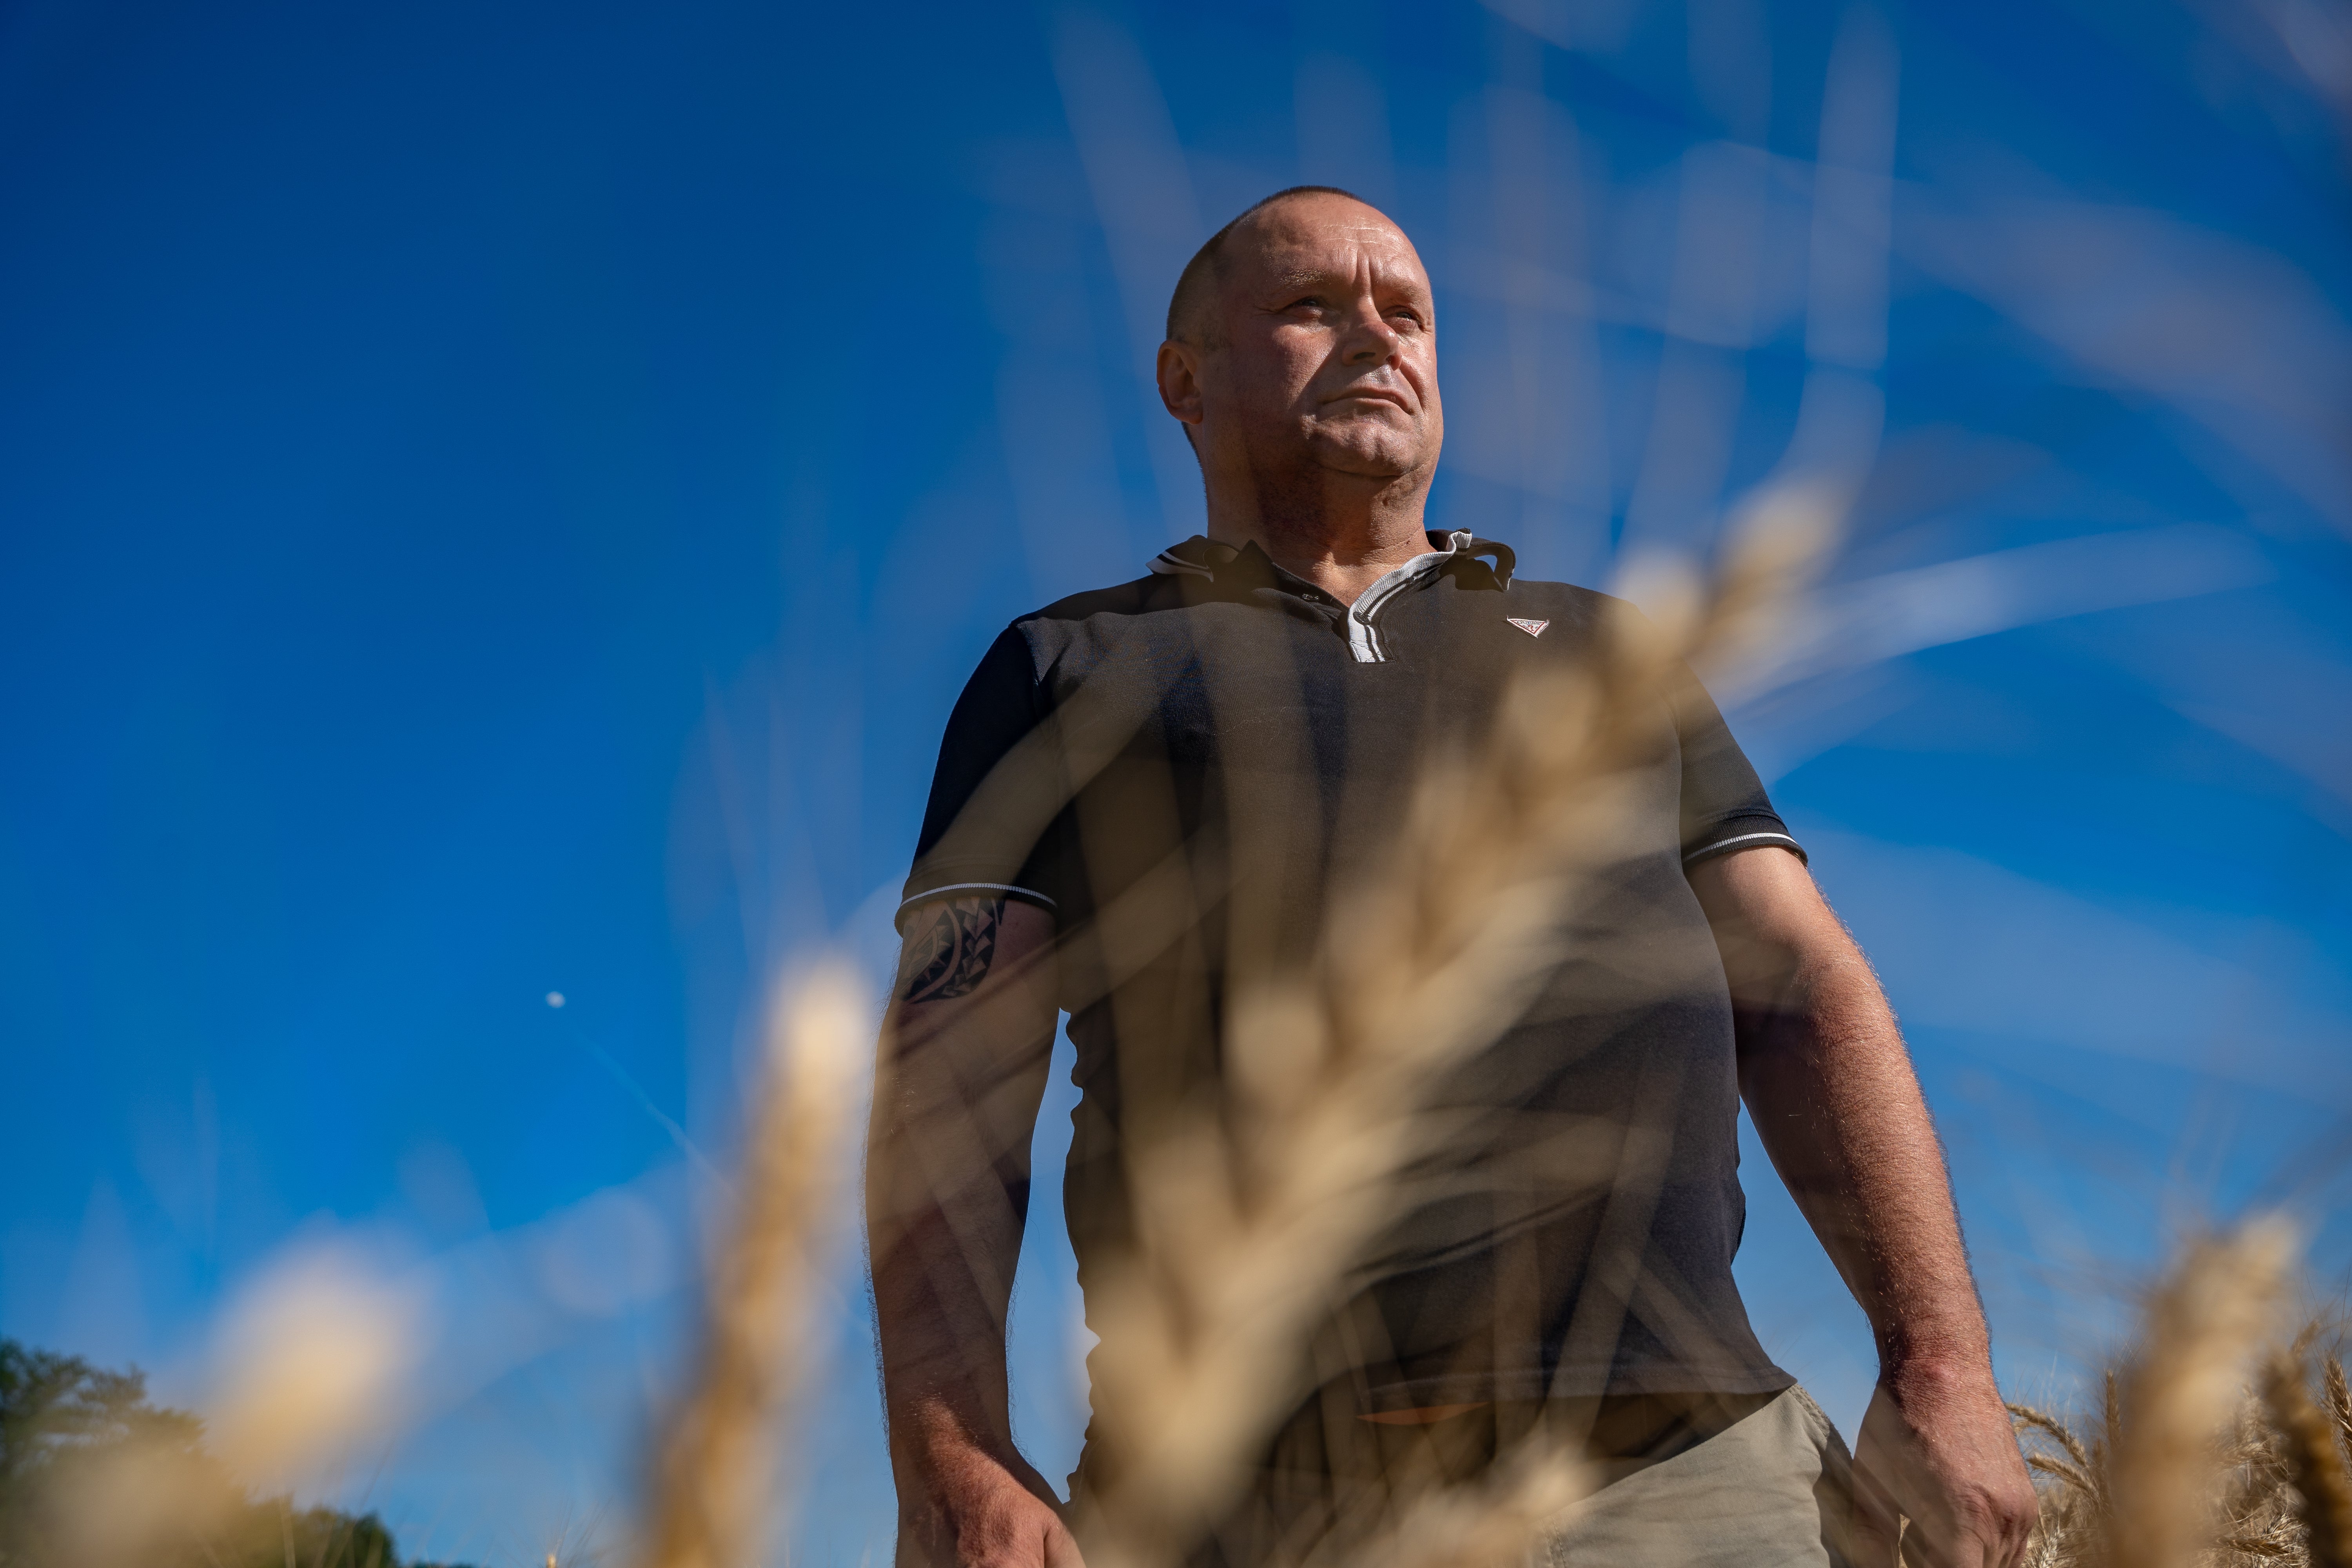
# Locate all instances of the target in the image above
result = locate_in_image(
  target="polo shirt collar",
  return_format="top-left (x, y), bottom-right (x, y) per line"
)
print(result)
top-left (1148, 529), bottom-right (1513, 587)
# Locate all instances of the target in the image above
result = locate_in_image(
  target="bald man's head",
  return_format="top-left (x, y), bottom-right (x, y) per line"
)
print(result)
top-left (1165, 185), bottom-right (1378, 348)
top-left (1153, 185), bottom-right (1442, 509)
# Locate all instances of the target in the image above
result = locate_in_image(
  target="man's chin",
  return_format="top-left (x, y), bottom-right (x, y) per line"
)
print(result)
top-left (1303, 429), bottom-right (1427, 481)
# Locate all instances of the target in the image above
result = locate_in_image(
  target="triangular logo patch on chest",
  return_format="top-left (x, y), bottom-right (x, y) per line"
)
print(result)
top-left (1507, 618), bottom-right (1550, 638)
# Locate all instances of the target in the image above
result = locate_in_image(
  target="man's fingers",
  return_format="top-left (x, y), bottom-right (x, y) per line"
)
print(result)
top-left (1850, 1508), bottom-right (1901, 1568)
top-left (1889, 1508), bottom-right (2017, 1568)
top-left (1896, 1521), bottom-right (1940, 1568)
top-left (1848, 1461), bottom-right (1905, 1568)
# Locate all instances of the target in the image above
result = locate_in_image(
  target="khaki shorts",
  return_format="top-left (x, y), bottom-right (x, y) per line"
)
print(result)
top-left (1535, 1385), bottom-right (1855, 1568)
top-left (1131, 1383), bottom-right (1855, 1568)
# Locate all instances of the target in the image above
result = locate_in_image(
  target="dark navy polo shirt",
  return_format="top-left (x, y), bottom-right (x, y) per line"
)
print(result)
top-left (900, 531), bottom-right (1804, 1412)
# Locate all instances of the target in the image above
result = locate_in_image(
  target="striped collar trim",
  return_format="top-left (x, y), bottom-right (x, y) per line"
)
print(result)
top-left (1149, 530), bottom-right (1488, 581)
top-left (1148, 537), bottom-right (1238, 579)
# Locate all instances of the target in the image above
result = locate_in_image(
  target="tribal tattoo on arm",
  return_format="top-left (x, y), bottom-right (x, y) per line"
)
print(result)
top-left (897, 895), bottom-right (1010, 1004)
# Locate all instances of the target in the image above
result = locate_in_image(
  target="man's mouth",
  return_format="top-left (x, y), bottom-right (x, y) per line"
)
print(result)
top-left (1324, 387), bottom-right (1411, 411)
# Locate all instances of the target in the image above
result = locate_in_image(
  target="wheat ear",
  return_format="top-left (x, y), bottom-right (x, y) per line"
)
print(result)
top-left (1069, 513), bottom-right (1833, 1568)
top-left (638, 963), bottom-right (863, 1568)
top-left (2106, 1219), bottom-right (2297, 1568)
top-left (2325, 1356), bottom-right (2352, 1465)
top-left (2262, 1350), bottom-right (2352, 1568)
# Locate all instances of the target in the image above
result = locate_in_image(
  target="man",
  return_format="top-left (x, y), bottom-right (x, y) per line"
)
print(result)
top-left (867, 187), bottom-right (2035, 1567)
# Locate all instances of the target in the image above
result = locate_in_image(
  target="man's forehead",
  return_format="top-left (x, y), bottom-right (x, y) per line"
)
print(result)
top-left (1226, 198), bottom-right (1429, 291)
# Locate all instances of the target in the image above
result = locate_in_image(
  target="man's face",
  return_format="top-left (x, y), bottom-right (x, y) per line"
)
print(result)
top-left (1178, 195), bottom-right (1443, 487)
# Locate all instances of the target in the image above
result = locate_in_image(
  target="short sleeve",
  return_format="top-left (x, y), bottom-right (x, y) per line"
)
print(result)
top-left (898, 626), bottom-right (1065, 931)
top-left (1670, 666), bottom-right (1807, 870)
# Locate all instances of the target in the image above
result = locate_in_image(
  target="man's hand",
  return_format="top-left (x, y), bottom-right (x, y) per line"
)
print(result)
top-left (1851, 1358), bottom-right (2037, 1568)
top-left (900, 1440), bottom-right (1085, 1568)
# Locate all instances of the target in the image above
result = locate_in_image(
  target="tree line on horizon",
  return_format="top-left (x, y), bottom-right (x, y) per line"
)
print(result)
top-left (0, 1338), bottom-right (476, 1568)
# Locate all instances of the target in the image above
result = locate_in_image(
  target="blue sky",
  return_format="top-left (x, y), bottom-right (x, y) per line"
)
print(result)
top-left (4, 0), bottom-right (2349, 1562)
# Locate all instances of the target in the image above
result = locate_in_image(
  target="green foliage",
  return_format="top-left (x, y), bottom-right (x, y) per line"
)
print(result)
top-left (0, 1339), bottom-right (471, 1568)
top-left (274, 1504), bottom-right (402, 1568)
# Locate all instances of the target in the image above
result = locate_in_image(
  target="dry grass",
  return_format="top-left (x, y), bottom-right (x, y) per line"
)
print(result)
top-left (2009, 1222), bottom-right (2352, 1568)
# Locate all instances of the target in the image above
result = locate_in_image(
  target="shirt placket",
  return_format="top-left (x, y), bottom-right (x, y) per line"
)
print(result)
top-left (1342, 552), bottom-right (1451, 664)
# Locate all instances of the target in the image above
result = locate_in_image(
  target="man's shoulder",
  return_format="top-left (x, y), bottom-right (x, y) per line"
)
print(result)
top-left (1006, 535), bottom-right (1257, 638)
top-left (994, 571), bottom-right (1202, 660)
top-left (945, 573), bottom-right (1180, 691)
top-left (1017, 573), bottom-right (1173, 626)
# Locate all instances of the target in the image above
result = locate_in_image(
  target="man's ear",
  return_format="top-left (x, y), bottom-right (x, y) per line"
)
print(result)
top-left (1156, 339), bottom-right (1205, 428)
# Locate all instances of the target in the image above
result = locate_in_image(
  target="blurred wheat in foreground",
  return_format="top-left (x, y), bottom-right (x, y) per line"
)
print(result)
top-left (1051, 507), bottom-right (1835, 1568)
top-left (24, 535), bottom-right (2347, 1568)
top-left (637, 962), bottom-right (864, 1568)
top-left (2009, 1220), bottom-right (2352, 1568)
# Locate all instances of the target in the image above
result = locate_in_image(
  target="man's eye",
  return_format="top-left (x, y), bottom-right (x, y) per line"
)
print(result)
top-left (1289, 296), bottom-right (1325, 310)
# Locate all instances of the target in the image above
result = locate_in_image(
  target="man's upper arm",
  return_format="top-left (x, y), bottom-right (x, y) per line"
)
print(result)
top-left (1665, 658), bottom-right (1833, 1006)
top-left (883, 895), bottom-right (1060, 1117)
top-left (1688, 844), bottom-right (1841, 999)
top-left (894, 895), bottom-right (1058, 1013)
top-left (870, 897), bottom-right (1060, 1255)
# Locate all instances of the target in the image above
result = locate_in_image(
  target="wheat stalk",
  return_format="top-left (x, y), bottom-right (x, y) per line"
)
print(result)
top-left (2263, 1350), bottom-right (2352, 1568)
top-left (2006, 1301), bottom-right (2352, 1568)
top-left (1067, 507), bottom-right (1835, 1568)
top-left (2325, 1358), bottom-right (2352, 1465)
top-left (2102, 1220), bottom-right (2297, 1568)
top-left (637, 961), bottom-right (864, 1568)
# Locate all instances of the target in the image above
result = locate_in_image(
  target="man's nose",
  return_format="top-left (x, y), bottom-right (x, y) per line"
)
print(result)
top-left (1340, 311), bottom-right (1400, 365)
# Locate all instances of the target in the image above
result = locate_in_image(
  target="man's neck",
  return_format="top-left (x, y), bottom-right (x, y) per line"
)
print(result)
top-left (1203, 466), bottom-right (1435, 605)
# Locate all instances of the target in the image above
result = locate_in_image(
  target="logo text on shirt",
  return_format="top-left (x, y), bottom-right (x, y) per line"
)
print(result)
top-left (1507, 618), bottom-right (1550, 638)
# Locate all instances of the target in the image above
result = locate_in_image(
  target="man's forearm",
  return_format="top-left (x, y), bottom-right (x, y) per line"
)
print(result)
top-left (871, 1149), bottom-right (1068, 1564)
top-left (1692, 849), bottom-right (1989, 1370)
top-left (869, 1118), bottom-right (1028, 1467)
top-left (866, 898), bottom-right (1063, 1515)
top-left (1735, 942), bottom-right (1989, 1370)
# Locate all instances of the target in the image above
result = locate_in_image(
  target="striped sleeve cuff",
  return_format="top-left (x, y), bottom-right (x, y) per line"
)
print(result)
top-left (893, 880), bottom-right (1058, 932)
top-left (1681, 829), bottom-right (1808, 868)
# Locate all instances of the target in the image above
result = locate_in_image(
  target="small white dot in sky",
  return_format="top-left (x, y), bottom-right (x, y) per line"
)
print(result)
top-left (546, 991), bottom-right (566, 1008)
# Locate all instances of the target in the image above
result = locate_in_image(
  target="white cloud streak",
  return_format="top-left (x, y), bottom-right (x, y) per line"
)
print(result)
top-left (1050, 9), bottom-right (1206, 543)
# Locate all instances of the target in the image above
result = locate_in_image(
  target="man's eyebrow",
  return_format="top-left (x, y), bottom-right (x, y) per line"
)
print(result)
top-left (1264, 266), bottom-right (1338, 292)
